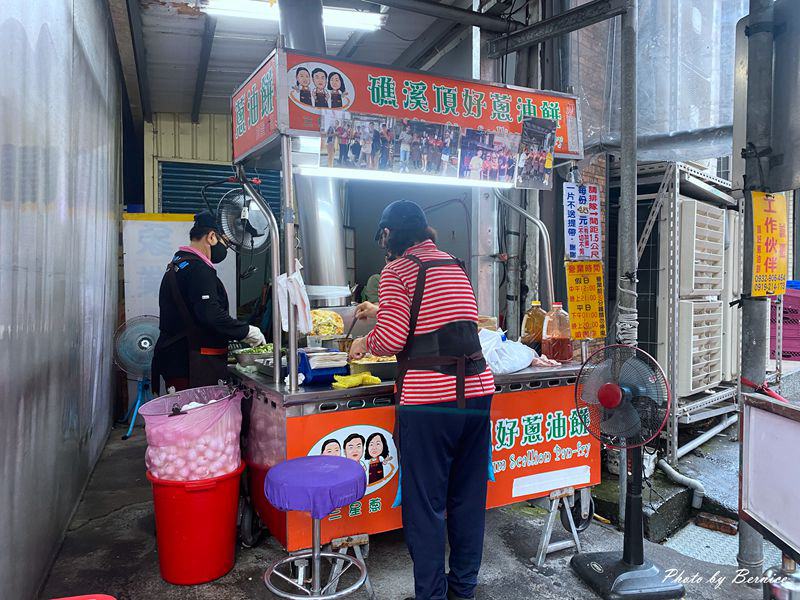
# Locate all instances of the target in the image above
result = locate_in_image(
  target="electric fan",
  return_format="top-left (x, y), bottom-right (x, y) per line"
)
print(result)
top-left (570, 344), bottom-right (684, 600)
top-left (113, 315), bottom-right (159, 440)
top-left (216, 188), bottom-right (270, 255)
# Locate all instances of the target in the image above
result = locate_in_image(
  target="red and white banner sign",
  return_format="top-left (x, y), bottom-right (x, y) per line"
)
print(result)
top-left (232, 49), bottom-right (583, 164)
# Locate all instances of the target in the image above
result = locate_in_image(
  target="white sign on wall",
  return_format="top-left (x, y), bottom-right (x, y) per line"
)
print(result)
top-left (122, 215), bottom-right (237, 321)
top-left (563, 183), bottom-right (602, 260)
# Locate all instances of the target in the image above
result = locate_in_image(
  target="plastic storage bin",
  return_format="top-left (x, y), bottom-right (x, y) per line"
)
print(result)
top-left (148, 463), bottom-right (244, 584)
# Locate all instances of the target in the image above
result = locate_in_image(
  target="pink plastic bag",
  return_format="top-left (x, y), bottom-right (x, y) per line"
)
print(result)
top-left (139, 385), bottom-right (242, 481)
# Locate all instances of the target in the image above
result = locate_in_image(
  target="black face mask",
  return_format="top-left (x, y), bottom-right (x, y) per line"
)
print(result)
top-left (210, 240), bottom-right (228, 264)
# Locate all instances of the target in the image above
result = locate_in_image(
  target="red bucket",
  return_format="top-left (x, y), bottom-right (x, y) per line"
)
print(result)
top-left (147, 463), bottom-right (244, 585)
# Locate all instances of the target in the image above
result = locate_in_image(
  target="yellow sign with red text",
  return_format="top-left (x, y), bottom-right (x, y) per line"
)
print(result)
top-left (751, 191), bottom-right (788, 297)
top-left (565, 260), bottom-right (607, 340)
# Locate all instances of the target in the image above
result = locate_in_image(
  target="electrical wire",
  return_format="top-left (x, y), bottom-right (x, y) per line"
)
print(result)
top-left (381, 27), bottom-right (416, 43)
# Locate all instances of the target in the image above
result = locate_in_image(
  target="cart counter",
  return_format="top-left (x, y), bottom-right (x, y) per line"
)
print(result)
top-left (232, 364), bottom-right (600, 551)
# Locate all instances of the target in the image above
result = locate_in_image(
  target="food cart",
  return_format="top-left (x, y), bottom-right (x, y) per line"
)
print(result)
top-left (227, 41), bottom-right (601, 556)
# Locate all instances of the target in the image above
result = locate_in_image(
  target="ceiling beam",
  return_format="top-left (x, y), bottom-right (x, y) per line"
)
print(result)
top-left (338, 31), bottom-right (370, 57)
top-left (107, 0), bottom-right (143, 132)
top-left (393, 0), bottom-right (511, 70)
top-left (360, 0), bottom-right (524, 33)
top-left (487, 0), bottom-right (627, 58)
top-left (192, 16), bottom-right (217, 123)
top-left (127, 0), bottom-right (153, 121)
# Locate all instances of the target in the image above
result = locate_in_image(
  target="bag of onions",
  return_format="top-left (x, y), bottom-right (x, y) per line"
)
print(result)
top-left (139, 385), bottom-right (243, 481)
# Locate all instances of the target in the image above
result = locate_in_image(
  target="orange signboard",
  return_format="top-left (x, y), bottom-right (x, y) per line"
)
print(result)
top-left (281, 387), bottom-right (599, 551)
top-left (284, 51), bottom-right (582, 159)
top-left (285, 406), bottom-right (402, 551)
top-left (751, 191), bottom-right (789, 296)
top-left (486, 386), bottom-right (601, 509)
top-left (565, 260), bottom-right (607, 340)
top-left (232, 52), bottom-right (279, 163)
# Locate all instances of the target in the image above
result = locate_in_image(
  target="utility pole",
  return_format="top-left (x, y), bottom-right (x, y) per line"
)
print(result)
top-left (738, 0), bottom-right (773, 582)
top-left (615, 0), bottom-right (638, 529)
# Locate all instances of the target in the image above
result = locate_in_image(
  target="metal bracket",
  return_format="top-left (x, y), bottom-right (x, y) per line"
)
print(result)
top-left (532, 487), bottom-right (582, 568)
top-left (327, 536), bottom-right (374, 600)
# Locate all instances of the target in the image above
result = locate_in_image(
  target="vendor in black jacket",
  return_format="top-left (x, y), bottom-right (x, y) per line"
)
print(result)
top-left (151, 211), bottom-right (265, 392)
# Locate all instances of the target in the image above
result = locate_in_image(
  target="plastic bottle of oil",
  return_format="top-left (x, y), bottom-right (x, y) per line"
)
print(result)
top-left (520, 300), bottom-right (547, 353)
top-left (541, 302), bottom-right (573, 362)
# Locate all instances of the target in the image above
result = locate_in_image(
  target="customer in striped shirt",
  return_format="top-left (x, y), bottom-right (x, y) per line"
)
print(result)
top-left (350, 200), bottom-right (494, 600)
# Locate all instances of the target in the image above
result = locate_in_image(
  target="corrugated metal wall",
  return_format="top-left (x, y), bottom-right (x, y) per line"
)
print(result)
top-left (160, 161), bottom-right (281, 217)
top-left (0, 3), bottom-right (121, 598)
top-left (144, 112), bottom-right (232, 211)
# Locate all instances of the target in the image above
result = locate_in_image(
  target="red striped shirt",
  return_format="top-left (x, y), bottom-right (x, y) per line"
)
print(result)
top-left (365, 240), bottom-right (495, 405)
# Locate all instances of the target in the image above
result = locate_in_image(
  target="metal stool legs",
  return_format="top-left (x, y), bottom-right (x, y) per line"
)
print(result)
top-left (264, 517), bottom-right (368, 600)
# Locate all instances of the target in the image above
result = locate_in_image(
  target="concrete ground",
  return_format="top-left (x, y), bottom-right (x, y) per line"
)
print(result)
top-left (41, 428), bottom-right (763, 600)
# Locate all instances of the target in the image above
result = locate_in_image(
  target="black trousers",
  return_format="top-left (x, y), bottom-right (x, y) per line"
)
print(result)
top-left (399, 395), bottom-right (492, 600)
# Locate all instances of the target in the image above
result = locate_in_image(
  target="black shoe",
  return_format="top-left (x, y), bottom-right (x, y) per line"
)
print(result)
top-left (448, 591), bottom-right (475, 600)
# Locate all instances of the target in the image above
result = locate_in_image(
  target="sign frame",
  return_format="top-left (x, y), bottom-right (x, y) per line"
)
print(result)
top-left (232, 46), bottom-right (584, 165)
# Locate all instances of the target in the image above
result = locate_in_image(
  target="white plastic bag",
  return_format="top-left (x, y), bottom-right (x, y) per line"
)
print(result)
top-left (277, 259), bottom-right (314, 334)
top-left (478, 328), bottom-right (536, 374)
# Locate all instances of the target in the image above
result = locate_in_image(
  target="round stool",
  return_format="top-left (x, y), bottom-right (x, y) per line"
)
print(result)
top-left (264, 455), bottom-right (368, 600)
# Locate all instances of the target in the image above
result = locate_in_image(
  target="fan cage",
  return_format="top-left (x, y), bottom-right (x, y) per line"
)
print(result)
top-left (575, 344), bottom-right (671, 450)
top-left (217, 188), bottom-right (271, 255)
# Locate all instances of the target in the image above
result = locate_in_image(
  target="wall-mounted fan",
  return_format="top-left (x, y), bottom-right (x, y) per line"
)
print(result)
top-left (201, 175), bottom-right (273, 279)
top-left (216, 188), bottom-right (270, 255)
top-left (570, 344), bottom-right (684, 600)
top-left (113, 315), bottom-right (158, 440)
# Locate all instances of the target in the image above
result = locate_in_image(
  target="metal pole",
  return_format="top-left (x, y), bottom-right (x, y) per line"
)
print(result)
top-left (738, 0), bottom-right (774, 581)
top-left (239, 167), bottom-right (282, 383)
top-left (281, 134), bottom-right (299, 391)
top-left (494, 193), bottom-right (556, 309)
top-left (312, 518), bottom-right (322, 594)
top-left (615, 0), bottom-right (638, 529)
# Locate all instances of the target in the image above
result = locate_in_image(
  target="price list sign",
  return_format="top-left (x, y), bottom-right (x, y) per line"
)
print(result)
top-left (751, 191), bottom-right (788, 297)
top-left (565, 261), bottom-right (607, 340)
top-left (563, 183), bottom-right (602, 260)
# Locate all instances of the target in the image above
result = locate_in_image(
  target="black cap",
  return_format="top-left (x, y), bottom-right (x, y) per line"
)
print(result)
top-left (194, 210), bottom-right (217, 231)
top-left (375, 200), bottom-right (428, 240)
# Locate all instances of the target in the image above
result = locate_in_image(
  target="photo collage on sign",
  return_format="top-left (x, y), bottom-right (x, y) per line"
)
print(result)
top-left (515, 117), bottom-right (557, 190)
top-left (458, 128), bottom-right (520, 183)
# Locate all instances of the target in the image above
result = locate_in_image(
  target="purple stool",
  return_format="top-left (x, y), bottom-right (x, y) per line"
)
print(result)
top-left (264, 456), bottom-right (368, 600)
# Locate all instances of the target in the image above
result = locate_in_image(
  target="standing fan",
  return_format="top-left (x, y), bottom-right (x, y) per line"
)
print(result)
top-left (113, 316), bottom-right (159, 440)
top-left (570, 345), bottom-right (684, 600)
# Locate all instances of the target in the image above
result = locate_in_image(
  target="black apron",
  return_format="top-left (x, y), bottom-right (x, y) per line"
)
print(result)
top-left (151, 254), bottom-right (229, 393)
top-left (394, 254), bottom-right (486, 411)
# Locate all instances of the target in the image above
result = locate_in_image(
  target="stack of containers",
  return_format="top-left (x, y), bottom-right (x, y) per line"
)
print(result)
top-left (139, 385), bottom-right (244, 585)
top-left (676, 199), bottom-right (727, 397)
top-left (770, 288), bottom-right (800, 360)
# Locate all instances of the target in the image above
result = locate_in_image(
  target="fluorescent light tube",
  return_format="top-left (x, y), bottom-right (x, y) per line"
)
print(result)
top-left (294, 165), bottom-right (515, 189)
top-left (204, 1), bottom-right (383, 32)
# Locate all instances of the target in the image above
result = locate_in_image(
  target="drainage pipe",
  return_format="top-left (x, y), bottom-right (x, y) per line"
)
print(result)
top-left (656, 459), bottom-right (706, 510)
top-left (676, 414), bottom-right (738, 460)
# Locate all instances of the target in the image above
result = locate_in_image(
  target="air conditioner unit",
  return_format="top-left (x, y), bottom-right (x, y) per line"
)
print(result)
top-left (677, 299), bottom-right (724, 396)
top-left (679, 199), bottom-right (726, 297)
